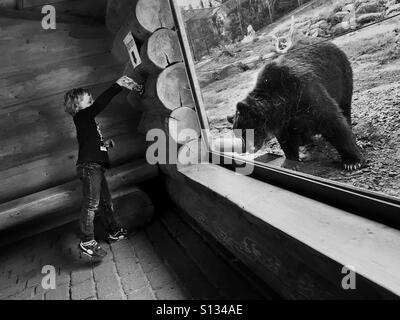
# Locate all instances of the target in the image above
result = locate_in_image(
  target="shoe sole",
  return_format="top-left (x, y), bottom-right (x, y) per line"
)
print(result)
top-left (79, 244), bottom-right (106, 259)
top-left (82, 252), bottom-right (106, 260)
top-left (107, 236), bottom-right (128, 243)
top-left (81, 251), bottom-right (106, 259)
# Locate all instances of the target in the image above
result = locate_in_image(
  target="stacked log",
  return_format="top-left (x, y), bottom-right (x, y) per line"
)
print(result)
top-left (106, 0), bottom-right (174, 41)
top-left (106, 0), bottom-right (207, 174)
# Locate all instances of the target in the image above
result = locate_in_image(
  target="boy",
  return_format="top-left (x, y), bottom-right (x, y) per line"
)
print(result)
top-left (64, 76), bottom-right (143, 258)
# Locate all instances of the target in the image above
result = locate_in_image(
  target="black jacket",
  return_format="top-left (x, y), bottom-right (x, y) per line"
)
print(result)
top-left (73, 83), bottom-right (123, 169)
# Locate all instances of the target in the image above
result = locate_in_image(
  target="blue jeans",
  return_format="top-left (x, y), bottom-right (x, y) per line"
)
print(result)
top-left (77, 162), bottom-right (120, 242)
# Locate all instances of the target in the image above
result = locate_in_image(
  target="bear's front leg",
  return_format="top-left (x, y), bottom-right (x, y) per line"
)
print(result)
top-left (276, 129), bottom-right (300, 162)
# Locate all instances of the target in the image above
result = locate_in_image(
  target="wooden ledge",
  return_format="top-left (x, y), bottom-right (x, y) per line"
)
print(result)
top-left (167, 163), bottom-right (400, 299)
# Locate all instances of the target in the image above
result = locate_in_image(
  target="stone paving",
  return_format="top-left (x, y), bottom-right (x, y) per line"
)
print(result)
top-left (0, 221), bottom-right (188, 300)
top-left (0, 209), bottom-right (274, 300)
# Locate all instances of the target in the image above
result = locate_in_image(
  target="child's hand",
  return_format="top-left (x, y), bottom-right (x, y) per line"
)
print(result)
top-left (117, 76), bottom-right (145, 96)
top-left (104, 139), bottom-right (115, 149)
top-left (116, 76), bottom-right (133, 88)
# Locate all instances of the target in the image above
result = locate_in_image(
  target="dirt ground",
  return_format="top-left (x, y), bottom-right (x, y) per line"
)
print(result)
top-left (194, 2), bottom-right (400, 199)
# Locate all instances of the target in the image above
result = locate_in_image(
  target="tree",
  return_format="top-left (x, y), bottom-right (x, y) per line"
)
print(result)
top-left (236, 0), bottom-right (245, 38)
top-left (263, 0), bottom-right (277, 23)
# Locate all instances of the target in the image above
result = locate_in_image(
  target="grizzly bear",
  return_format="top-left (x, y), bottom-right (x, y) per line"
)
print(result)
top-left (228, 40), bottom-right (364, 171)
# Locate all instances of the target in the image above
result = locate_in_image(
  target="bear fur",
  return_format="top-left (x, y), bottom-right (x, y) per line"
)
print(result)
top-left (229, 39), bottom-right (364, 170)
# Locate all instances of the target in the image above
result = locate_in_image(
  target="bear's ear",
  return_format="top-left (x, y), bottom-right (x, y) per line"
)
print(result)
top-left (237, 101), bottom-right (250, 113)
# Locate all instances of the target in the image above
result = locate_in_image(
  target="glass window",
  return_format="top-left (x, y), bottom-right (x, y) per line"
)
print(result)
top-left (176, 0), bottom-right (400, 203)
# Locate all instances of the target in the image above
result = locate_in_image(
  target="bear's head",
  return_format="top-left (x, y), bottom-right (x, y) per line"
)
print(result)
top-left (228, 94), bottom-right (278, 152)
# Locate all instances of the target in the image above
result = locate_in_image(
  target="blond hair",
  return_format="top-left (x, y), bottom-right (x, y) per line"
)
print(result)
top-left (63, 88), bottom-right (89, 117)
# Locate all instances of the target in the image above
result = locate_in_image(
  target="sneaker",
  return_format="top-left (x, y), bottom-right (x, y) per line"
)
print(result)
top-left (79, 240), bottom-right (107, 258)
top-left (108, 228), bottom-right (128, 242)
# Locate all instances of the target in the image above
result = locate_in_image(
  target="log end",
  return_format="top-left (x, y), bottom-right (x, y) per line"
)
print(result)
top-left (168, 107), bottom-right (201, 145)
top-left (136, 0), bottom-right (175, 37)
top-left (157, 63), bottom-right (195, 112)
top-left (142, 29), bottom-right (183, 73)
top-left (177, 138), bottom-right (208, 169)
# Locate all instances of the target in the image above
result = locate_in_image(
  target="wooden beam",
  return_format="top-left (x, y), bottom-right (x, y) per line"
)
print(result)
top-left (0, 186), bottom-right (154, 248)
top-left (0, 52), bottom-right (123, 108)
top-left (0, 8), bottom-right (102, 25)
top-left (23, 0), bottom-right (106, 20)
top-left (0, 159), bottom-right (158, 245)
top-left (0, 132), bottom-right (147, 204)
top-left (105, 0), bottom-right (135, 34)
top-left (21, 0), bottom-right (65, 8)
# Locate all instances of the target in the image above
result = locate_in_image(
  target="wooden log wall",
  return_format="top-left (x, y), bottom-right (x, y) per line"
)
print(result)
top-left (106, 0), bottom-right (207, 176)
top-left (0, 5), bottom-right (158, 244)
top-left (0, 160), bottom-right (156, 246)
top-left (105, 0), bottom-right (239, 217)
top-left (0, 0), bottom-right (107, 25)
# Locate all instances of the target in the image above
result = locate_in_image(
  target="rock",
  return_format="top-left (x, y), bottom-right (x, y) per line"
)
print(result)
top-left (335, 11), bottom-right (350, 20)
top-left (296, 19), bottom-right (312, 29)
top-left (212, 64), bottom-right (243, 81)
top-left (331, 24), bottom-right (345, 35)
top-left (237, 61), bottom-right (251, 71)
top-left (327, 12), bottom-right (344, 26)
top-left (343, 3), bottom-right (356, 13)
top-left (386, 0), bottom-right (399, 7)
top-left (313, 19), bottom-right (329, 29)
top-left (241, 34), bottom-right (256, 44)
top-left (386, 3), bottom-right (400, 16)
top-left (355, 0), bottom-right (370, 7)
top-left (356, 2), bottom-right (381, 15)
top-left (220, 49), bottom-right (235, 57)
top-left (331, 22), bottom-right (350, 35)
top-left (262, 52), bottom-right (277, 60)
top-left (310, 28), bottom-right (325, 37)
top-left (356, 12), bottom-right (382, 24)
top-left (240, 55), bottom-right (260, 69)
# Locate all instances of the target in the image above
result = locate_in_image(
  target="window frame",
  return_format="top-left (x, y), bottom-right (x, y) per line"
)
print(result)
top-left (168, 0), bottom-right (400, 230)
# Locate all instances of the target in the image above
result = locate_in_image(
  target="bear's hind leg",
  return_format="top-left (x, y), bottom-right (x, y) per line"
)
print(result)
top-left (340, 66), bottom-right (353, 126)
top-left (341, 103), bottom-right (352, 126)
top-left (319, 111), bottom-right (363, 171)
top-left (308, 84), bottom-right (363, 170)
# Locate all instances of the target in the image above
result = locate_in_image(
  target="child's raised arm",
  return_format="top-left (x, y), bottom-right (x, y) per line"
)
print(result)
top-left (83, 80), bottom-right (124, 117)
